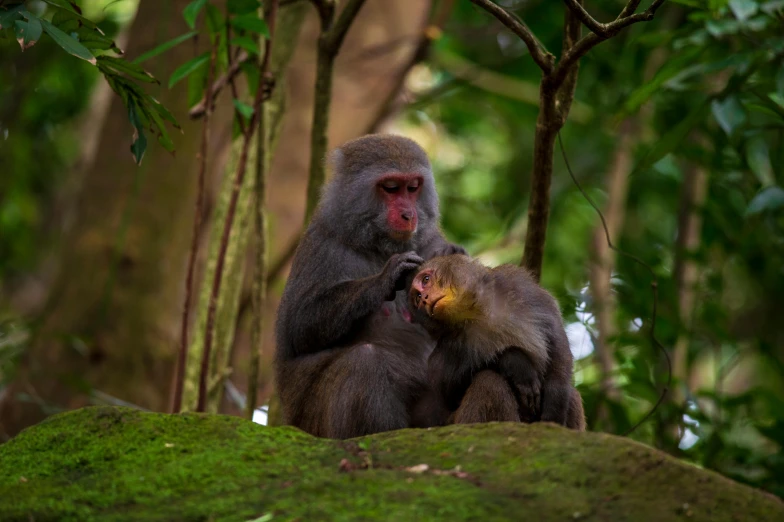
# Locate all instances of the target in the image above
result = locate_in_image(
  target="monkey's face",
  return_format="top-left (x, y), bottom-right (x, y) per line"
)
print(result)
top-left (376, 173), bottom-right (423, 242)
top-left (410, 268), bottom-right (454, 320)
top-left (409, 256), bottom-right (478, 328)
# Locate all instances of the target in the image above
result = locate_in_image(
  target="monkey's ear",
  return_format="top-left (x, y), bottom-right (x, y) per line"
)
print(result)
top-left (327, 148), bottom-right (345, 178)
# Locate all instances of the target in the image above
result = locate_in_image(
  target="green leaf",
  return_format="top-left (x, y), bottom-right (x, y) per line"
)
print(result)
top-left (205, 2), bottom-right (225, 36)
top-left (777, 64), bottom-right (784, 97)
top-left (0, 4), bottom-right (25, 30)
top-left (745, 136), bottom-right (775, 187)
top-left (98, 56), bottom-right (159, 84)
top-left (761, 1), bottom-right (784, 17)
top-left (39, 18), bottom-right (96, 65)
top-left (634, 101), bottom-right (710, 174)
top-left (41, 0), bottom-right (83, 14)
top-left (711, 96), bottom-right (746, 136)
top-left (137, 101), bottom-right (175, 153)
top-left (770, 92), bottom-right (784, 110)
top-left (128, 101), bottom-right (148, 165)
top-left (706, 18), bottom-right (741, 37)
top-left (169, 52), bottom-right (209, 88)
top-left (148, 97), bottom-right (181, 130)
top-left (183, 0), bottom-right (207, 30)
top-left (233, 99), bottom-right (255, 119)
top-left (623, 48), bottom-right (702, 114)
top-left (52, 9), bottom-right (120, 52)
top-left (228, 0), bottom-right (261, 15)
top-left (187, 65), bottom-right (209, 108)
top-left (746, 186), bottom-right (784, 215)
top-left (231, 13), bottom-right (269, 36)
top-left (133, 31), bottom-right (198, 64)
top-left (15, 16), bottom-right (42, 51)
top-left (729, 0), bottom-right (758, 20)
top-left (41, 0), bottom-right (103, 32)
top-left (231, 36), bottom-right (259, 55)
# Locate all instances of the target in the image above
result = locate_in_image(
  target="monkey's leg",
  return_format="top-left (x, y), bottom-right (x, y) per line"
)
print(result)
top-left (452, 370), bottom-right (521, 424)
top-left (566, 387), bottom-right (586, 431)
top-left (494, 348), bottom-right (542, 423)
top-left (279, 343), bottom-right (416, 439)
top-left (409, 385), bottom-right (451, 428)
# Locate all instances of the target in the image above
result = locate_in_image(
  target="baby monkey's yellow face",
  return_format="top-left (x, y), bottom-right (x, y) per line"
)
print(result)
top-left (408, 256), bottom-right (478, 324)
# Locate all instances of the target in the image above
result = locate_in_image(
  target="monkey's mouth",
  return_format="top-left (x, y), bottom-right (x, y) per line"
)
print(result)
top-left (427, 295), bottom-right (445, 316)
top-left (389, 229), bottom-right (415, 242)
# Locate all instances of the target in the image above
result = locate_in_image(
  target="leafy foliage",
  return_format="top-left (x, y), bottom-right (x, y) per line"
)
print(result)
top-left (0, 0), bottom-right (178, 164)
top-left (397, 0), bottom-right (784, 496)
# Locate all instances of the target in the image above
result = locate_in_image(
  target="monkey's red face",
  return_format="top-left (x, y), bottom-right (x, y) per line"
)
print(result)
top-left (377, 173), bottom-right (422, 241)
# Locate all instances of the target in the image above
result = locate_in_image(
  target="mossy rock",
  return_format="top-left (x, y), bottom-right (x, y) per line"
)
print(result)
top-left (0, 406), bottom-right (780, 521)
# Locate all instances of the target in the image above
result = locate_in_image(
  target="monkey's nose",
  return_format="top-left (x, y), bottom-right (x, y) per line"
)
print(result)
top-left (401, 211), bottom-right (412, 221)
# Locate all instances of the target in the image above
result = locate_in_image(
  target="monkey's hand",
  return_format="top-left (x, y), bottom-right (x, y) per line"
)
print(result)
top-left (380, 251), bottom-right (424, 301)
top-left (495, 348), bottom-right (542, 422)
top-left (427, 242), bottom-right (468, 260)
top-left (512, 378), bottom-right (541, 423)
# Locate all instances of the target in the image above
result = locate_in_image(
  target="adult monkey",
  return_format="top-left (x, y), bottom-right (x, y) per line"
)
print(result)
top-left (275, 134), bottom-right (466, 439)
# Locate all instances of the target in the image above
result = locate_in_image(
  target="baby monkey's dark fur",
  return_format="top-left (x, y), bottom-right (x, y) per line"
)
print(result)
top-left (408, 255), bottom-right (585, 430)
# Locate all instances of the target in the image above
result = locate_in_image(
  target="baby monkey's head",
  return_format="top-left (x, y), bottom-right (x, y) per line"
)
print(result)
top-left (408, 254), bottom-right (488, 332)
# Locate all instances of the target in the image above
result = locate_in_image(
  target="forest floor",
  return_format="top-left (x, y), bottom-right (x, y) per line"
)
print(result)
top-left (0, 406), bottom-right (781, 521)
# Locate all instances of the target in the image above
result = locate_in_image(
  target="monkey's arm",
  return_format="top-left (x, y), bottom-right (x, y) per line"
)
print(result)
top-left (427, 343), bottom-right (477, 412)
top-left (283, 250), bottom-right (423, 358)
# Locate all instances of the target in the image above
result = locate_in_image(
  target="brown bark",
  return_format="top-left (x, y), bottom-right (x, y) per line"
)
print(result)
top-left (590, 119), bottom-right (636, 408)
top-left (470, 0), bottom-right (666, 281)
top-left (0, 0), bottom-right (233, 437)
top-left (672, 159), bottom-right (708, 401)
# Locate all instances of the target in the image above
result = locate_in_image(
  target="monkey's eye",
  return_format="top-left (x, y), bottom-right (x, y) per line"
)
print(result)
top-left (381, 181), bottom-right (400, 194)
top-left (415, 293), bottom-right (421, 305)
top-left (422, 275), bottom-right (430, 285)
top-left (407, 181), bottom-right (420, 193)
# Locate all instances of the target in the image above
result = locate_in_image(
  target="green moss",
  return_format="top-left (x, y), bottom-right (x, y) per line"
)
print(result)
top-left (0, 407), bottom-right (781, 521)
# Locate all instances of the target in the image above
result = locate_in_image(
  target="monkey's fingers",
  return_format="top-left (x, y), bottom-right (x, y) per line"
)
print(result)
top-left (515, 384), bottom-right (541, 419)
top-left (400, 251), bottom-right (425, 265)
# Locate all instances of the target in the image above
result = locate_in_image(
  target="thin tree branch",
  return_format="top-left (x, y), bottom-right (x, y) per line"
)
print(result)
top-left (246, 0), bottom-right (279, 420)
top-left (556, 0), bottom-right (582, 122)
top-left (171, 41), bottom-right (218, 414)
top-left (189, 0), bottom-right (311, 120)
top-left (467, 0), bottom-right (554, 74)
top-left (553, 0), bottom-right (666, 85)
top-left (562, 0), bottom-right (609, 37)
top-left (324, 0), bottom-right (368, 52)
top-left (304, 0), bottom-right (369, 222)
top-left (267, 234), bottom-right (300, 285)
top-left (618, 0), bottom-right (644, 18)
top-left (189, 50), bottom-right (250, 119)
top-left (225, 21), bottom-right (247, 135)
top-left (197, 41), bottom-right (277, 414)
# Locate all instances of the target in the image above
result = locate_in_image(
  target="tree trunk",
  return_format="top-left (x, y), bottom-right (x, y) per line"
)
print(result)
top-left (590, 118), bottom-right (636, 422)
top-left (0, 0), bottom-right (233, 437)
top-left (673, 159), bottom-right (709, 401)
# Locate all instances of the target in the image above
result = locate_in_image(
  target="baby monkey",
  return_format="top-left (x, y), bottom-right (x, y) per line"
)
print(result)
top-left (408, 255), bottom-right (585, 430)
